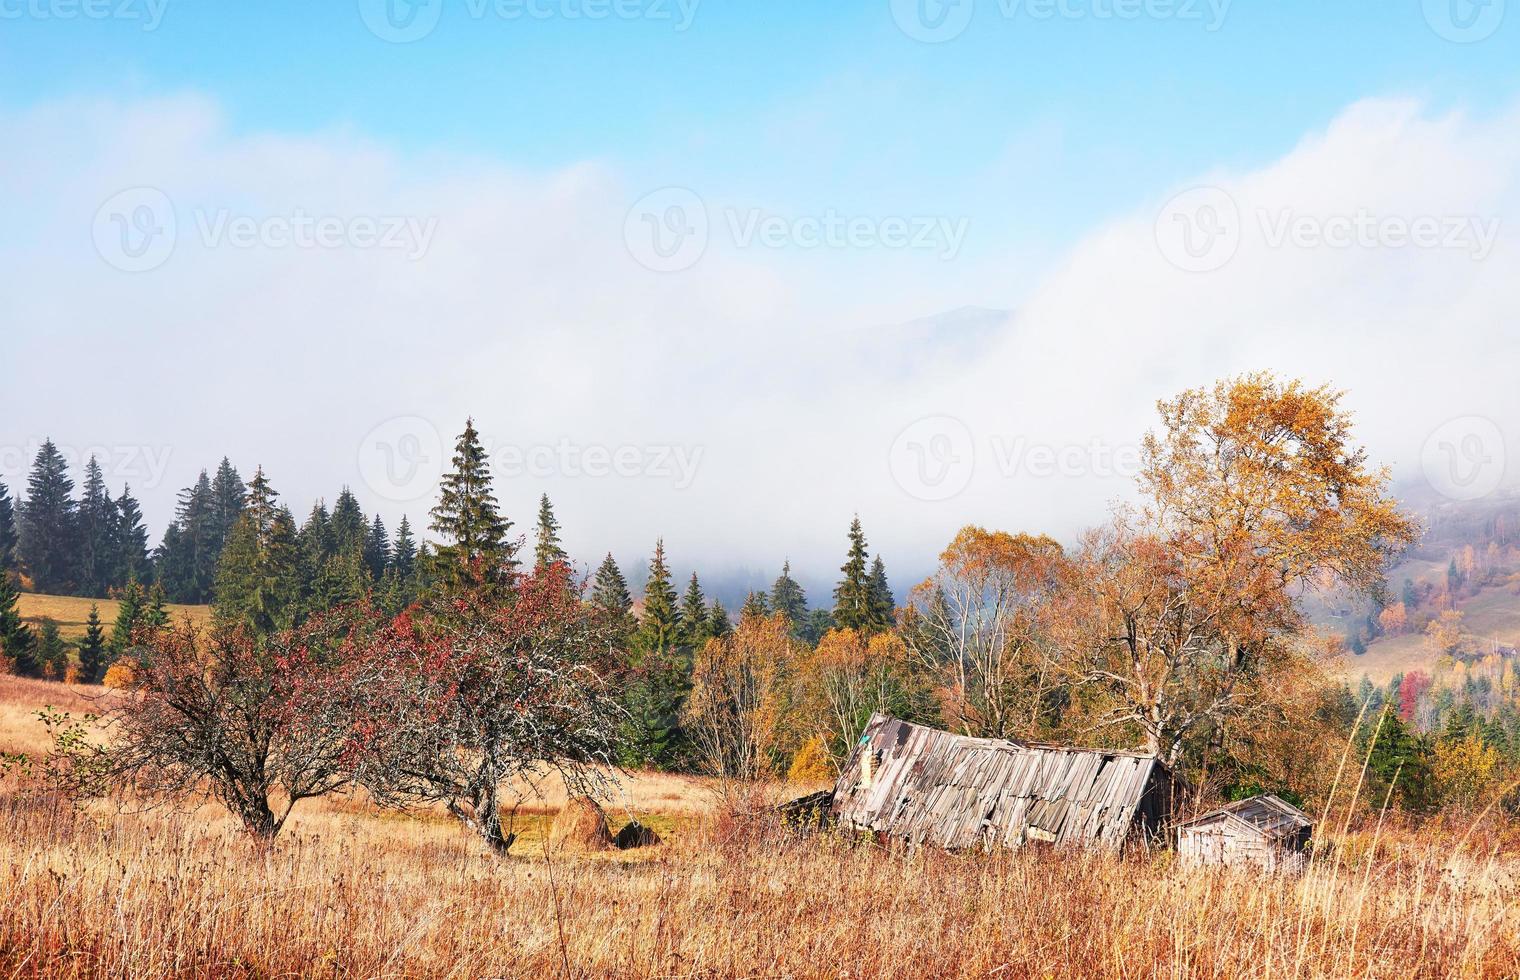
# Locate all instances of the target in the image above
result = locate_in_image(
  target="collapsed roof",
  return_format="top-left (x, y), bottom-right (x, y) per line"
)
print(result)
top-left (829, 713), bottom-right (1175, 850)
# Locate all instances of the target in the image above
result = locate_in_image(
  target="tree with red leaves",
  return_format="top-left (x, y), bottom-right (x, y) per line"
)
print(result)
top-left (345, 563), bottom-right (626, 854)
top-left (1397, 670), bottom-right (1433, 724)
top-left (104, 611), bottom-right (368, 839)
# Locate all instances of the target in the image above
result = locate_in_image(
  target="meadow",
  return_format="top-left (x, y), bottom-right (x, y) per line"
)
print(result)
top-left (3, 677), bottom-right (1520, 978)
top-left (16, 593), bottom-right (212, 642)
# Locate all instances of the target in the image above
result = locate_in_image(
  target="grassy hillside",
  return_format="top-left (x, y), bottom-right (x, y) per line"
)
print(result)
top-left (16, 592), bottom-right (212, 641)
top-left (1345, 581), bottom-right (1520, 683)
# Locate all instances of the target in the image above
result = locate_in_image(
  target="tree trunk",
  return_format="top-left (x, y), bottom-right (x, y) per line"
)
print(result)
top-left (448, 780), bottom-right (517, 856)
top-left (236, 797), bottom-right (280, 840)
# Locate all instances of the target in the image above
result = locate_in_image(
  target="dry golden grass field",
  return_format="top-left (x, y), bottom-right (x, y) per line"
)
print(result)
top-left (16, 593), bottom-right (212, 642)
top-left (4, 676), bottom-right (1520, 978)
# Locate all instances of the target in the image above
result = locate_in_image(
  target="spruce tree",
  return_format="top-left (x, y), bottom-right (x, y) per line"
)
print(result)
top-left (209, 458), bottom-right (247, 554)
top-left (636, 540), bottom-right (681, 653)
top-left (35, 617), bottom-right (67, 678)
top-left (590, 553), bottom-right (633, 617)
top-left (299, 500), bottom-right (345, 611)
top-left (112, 486), bottom-right (152, 585)
top-left (770, 560), bottom-right (808, 631)
top-left (832, 516), bottom-right (875, 632)
top-left (391, 516), bottom-right (418, 583)
top-left (382, 516), bottom-right (420, 611)
top-left (213, 469), bottom-right (304, 634)
top-left (146, 583), bottom-right (170, 628)
top-left (1362, 710), bottom-right (1436, 812)
top-left (364, 515), bottom-right (391, 581)
top-left (534, 494), bottom-right (567, 572)
top-left (801, 607), bottom-right (836, 646)
top-left (679, 572), bottom-right (709, 648)
top-left (153, 523), bottom-right (190, 601)
top-left (622, 540), bottom-right (693, 770)
top-left (185, 470), bottom-right (219, 602)
top-left (868, 555), bottom-right (895, 631)
top-left (741, 590), bottom-right (770, 619)
top-left (0, 481), bottom-right (18, 574)
top-left (0, 571), bottom-right (34, 675)
top-left (428, 420), bottom-right (515, 595)
top-left (110, 579), bottom-right (147, 656)
top-left (330, 489), bottom-right (368, 557)
top-left (75, 456), bottom-right (118, 597)
top-left (157, 471), bottom-right (217, 603)
top-left (78, 604), bottom-right (108, 684)
top-left (17, 439), bottom-right (78, 594)
top-left (708, 600), bottom-right (733, 638)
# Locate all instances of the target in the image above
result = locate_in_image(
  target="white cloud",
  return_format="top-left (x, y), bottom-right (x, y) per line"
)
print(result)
top-left (1, 93), bottom-right (1517, 593)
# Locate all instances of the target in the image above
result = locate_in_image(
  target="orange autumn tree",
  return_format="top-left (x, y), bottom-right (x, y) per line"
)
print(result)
top-left (1051, 374), bottom-right (1419, 768)
top-left (905, 527), bottom-right (1065, 740)
top-left (799, 627), bottom-right (914, 766)
top-left (685, 611), bottom-right (793, 783)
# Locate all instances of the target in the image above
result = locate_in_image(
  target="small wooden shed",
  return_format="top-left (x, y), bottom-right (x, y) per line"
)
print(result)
top-left (1176, 795), bottom-right (1312, 872)
top-left (829, 713), bottom-right (1176, 852)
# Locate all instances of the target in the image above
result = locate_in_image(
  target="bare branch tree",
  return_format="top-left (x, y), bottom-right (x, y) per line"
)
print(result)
top-left (344, 564), bottom-right (627, 855)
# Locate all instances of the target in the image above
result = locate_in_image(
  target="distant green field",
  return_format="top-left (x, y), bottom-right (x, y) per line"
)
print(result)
top-left (17, 592), bottom-right (213, 642)
top-left (1340, 575), bottom-right (1520, 684)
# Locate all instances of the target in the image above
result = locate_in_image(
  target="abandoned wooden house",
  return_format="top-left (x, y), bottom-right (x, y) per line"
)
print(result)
top-left (828, 713), bottom-right (1176, 851)
top-left (1175, 794), bottom-right (1313, 872)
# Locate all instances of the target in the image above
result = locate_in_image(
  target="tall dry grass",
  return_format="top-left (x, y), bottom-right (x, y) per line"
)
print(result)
top-left (2, 785), bottom-right (1518, 979)
top-left (4, 678), bottom-right (1519, 977)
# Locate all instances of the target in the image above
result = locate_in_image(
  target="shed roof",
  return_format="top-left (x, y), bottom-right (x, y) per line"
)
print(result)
top-left (1177, 794), bottom-right (1311, 840)
top-left (829, 713), bottom-right (1172, 851)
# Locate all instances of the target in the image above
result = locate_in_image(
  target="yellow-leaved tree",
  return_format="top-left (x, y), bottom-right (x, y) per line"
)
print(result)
top-left (1050, 373), bottom-right (1420, 769)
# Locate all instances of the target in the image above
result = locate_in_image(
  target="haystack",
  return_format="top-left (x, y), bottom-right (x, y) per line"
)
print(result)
top-left (613, 820), bottom-right (662, 849)
top-left (548, 796), bottom-right (614, 852)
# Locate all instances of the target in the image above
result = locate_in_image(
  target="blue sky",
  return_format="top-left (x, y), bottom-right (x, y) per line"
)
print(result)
top-left (2, 0), bottom-right (1518, 592)
top-left (6, 0), bottom-right (1515, 248)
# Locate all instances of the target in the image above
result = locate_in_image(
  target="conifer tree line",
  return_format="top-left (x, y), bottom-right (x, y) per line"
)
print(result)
top-left (1, 425), bottom-right (896, 741)
top-left (0, 441), bottom-right (426, 615)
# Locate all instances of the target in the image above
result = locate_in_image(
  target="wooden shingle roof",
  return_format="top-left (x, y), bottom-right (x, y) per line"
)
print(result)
top-left (829, 713), bottom-right (1173, 851)
top-left (1176, 794), bottom-right (1312, 841)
